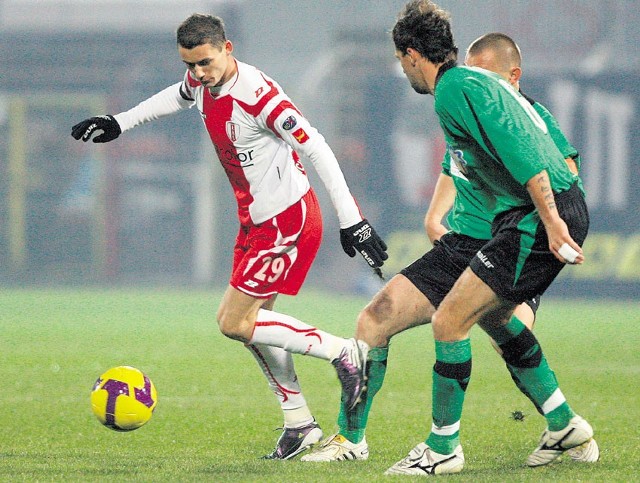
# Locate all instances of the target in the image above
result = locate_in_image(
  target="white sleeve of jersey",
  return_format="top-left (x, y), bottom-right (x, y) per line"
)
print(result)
top-left (267, 104), bottom-right (363, 228)
top-left (302, 133), bottom-right (363, 229)
top-left (113, 82), bottom-right (194, 133)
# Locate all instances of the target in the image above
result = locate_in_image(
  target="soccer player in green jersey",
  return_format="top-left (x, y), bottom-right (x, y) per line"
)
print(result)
top-left (432, 32), bottom-right (597, 464)
top-left (383, 1), bottom-right (593, 475)
top-left (302, 31), bottom-right (598, 467)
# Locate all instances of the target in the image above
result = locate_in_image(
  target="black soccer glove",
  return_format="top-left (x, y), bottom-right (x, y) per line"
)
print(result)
top-left (71, 115), bottom-right (122, 143)
top-left (340, 219), bottom-right (388, 270)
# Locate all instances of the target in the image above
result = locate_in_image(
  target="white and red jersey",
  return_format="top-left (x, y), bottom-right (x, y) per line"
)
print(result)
top-left (114, 59), bottom-right (362, 228)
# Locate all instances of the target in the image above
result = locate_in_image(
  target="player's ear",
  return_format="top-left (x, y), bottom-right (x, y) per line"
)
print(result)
top-left (510, 66), bottom-right (522, 84)
top-left (224, 40), bottom-right (234, 55)
top-left (406, 47), bottom-right (419, 66)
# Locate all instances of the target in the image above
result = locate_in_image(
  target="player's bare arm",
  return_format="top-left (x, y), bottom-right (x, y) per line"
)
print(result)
top-left (424, 173), bottom-right (456, 243)
top-left (526, 170), bottom-right (583, 264)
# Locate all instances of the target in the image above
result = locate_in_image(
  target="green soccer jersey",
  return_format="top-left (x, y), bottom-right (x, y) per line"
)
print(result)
top-left (442, 85), bottom-right (582, 240)
top-left (435, 65), bottom-right (577, 219)
top-left (443, 150), bottom-right (494, 240)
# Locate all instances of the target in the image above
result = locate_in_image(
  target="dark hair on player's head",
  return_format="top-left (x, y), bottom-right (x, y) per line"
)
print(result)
top-left (392, 0), bottom-right (458, 63)
top-left (177, 14), bottom-right (226, 49)
top-left (467, 32), bottom-right (522, 68)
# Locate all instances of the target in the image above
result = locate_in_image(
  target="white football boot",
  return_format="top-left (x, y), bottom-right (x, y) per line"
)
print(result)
top-left (385, 442), bottom-right (464, 476)
top-left (300, 434), bottom-right (369, 462)
top-left (566, 438), bottom-right (600, 463)
top-left (526, 415), bottom-right (594, 467)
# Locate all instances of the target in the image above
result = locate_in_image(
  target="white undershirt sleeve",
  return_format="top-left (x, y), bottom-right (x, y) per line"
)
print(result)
top-left (270, 108), bottom-right (363, 228)
top-left (113, 82), bottom-right (194, 133)
top-left (304, 137), bottom-right (363, 228)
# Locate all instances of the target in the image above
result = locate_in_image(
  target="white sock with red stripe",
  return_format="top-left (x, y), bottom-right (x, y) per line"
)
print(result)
top-left (249, 309), bottom-right (346, 361)
top-left (247, 343), bottom-right (313, 427)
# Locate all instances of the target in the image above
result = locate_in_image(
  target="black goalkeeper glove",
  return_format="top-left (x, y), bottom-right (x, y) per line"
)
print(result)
top-left (71, 115), bottom-right (122, 143)
top-left (340, 219), bottom-right (388, 269)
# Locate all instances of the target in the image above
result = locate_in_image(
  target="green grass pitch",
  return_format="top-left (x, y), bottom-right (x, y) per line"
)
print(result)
top-left (0, 288), bottom-right (638, 481)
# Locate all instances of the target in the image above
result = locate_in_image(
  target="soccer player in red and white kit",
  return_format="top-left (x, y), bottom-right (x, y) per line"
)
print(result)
top-left (71, 13), bottom-right (388, 460)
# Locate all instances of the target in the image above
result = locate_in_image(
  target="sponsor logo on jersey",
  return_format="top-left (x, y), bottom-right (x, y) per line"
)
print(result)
top-left (449, 151), bottom-right (468, 181)
top-left (215, 146), bottom-right (255, 167)
top-left (448, 146), bottom-right (469, 176)
top-left (226, 121), bottom-right (240, 142)
top-left (292, 127), bottom-right (309, 144)
top-left (282, 115), bottom-right (297, 131)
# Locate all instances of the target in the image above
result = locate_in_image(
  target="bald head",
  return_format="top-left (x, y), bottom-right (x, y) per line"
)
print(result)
top-left (465, 33), bottom-right (522, 87)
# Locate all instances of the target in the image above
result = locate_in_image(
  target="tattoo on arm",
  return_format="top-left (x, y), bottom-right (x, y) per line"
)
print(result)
top-left (536, 174), bottom-right (556, 210)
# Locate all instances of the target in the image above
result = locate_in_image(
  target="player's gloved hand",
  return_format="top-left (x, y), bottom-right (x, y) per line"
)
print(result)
top-left (71, 115), bottom-right (122, 143)
top-left (340, 219), bottom-right (388, 268)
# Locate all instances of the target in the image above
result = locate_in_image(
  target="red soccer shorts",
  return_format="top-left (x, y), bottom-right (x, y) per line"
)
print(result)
top-left (230, 189), bottom-right (323, 298)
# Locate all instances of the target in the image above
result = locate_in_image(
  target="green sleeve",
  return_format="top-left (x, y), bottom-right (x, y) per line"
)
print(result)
top-left (441, 150), bottom-right (451, 176)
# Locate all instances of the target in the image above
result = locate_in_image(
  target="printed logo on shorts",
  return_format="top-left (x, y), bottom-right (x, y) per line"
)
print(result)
top-left (476, 250), bottom-right (495, 269)
top-left (292, 128), bottom-right (309, 144)
top-left (282, 115), bottom-right (297, 131)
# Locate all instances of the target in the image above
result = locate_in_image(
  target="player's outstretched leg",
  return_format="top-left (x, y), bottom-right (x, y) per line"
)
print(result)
top-left (302, 345), bottom-right (388, 462)
top-left (250, 310), bottom-right (372, 411)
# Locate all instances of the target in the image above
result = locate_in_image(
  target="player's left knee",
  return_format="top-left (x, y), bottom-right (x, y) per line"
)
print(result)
top-left (431, 309), bottom-right (468, 341)
top-left (361, 294), bottom-right (393, 326)
top-left (430, 310), bottom-right (448, 339)
top-left (216, 309), bottom-right (252, 343)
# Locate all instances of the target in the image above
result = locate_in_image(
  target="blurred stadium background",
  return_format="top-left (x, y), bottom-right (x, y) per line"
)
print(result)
top-left (1, 0), bottom-right (638, 299)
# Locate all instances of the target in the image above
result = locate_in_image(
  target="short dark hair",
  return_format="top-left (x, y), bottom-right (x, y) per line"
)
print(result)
top-left (392, 0), bottom-right (458, 63)
top-left (467, 32), bottom-right (522, 68)
top-left (177, 14), bottom-right (226, 49)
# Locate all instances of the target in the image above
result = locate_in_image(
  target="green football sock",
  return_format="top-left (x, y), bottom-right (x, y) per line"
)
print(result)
top-left (506, 363), bottom-right (543, 415)
top-left (338, 346), bottom-right (388, 444)
top-left (426, 339), bottom-right (471, 455)
top-left (488, 315), bottom-right (574, 431)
